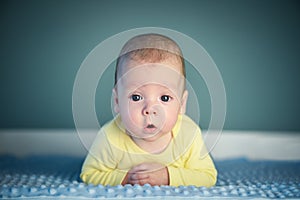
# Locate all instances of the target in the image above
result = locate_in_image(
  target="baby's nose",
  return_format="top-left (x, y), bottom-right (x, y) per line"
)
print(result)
top-left (142, 104), bottom-right (158, 116)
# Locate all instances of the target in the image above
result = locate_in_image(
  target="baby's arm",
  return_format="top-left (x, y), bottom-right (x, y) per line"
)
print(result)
top-left (167, 133), bottom-right (217, 187)
top-left (80, 153), bottom-right (127, 186)
top-left (122, 162), bottom-right (169, 186)
top-left (167, 157), bottom-right (217, 187)
top-left (80, 130), bottom-right (127, 186)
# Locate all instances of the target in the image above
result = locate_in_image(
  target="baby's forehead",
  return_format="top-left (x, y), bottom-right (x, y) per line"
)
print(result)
top-left (117, 63), bottom-right (185, 95)
top-left (120, 58), bottom-right (184, 77)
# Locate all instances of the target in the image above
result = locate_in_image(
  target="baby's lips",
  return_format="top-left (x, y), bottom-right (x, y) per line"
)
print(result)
top-left (146, 124), bottom-right (156, 129)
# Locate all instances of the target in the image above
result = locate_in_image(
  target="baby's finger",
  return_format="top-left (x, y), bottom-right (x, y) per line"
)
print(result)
top-left (130, 173), bottom-right (149, 181)
top-left (129, 178), bottom-right (149, 186)
top-left (130, 164), bottom-right (149, 173)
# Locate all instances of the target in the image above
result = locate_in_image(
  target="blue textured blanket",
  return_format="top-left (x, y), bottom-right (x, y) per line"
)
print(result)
top-left (0, 155), bottom-right (299, 199)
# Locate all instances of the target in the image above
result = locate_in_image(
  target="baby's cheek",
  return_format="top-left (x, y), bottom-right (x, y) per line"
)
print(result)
top-left (127, 109), bottom-right (142, 127)
top-left (121, 104), bottom-right (136, 119)
top-left (122, 116), bottom-right (138, 134)
top-left (162, 116), bottom-right (177, 132)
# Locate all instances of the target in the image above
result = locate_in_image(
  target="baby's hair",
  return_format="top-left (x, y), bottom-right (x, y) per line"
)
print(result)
top-left (115, 34), bottom-right (185, 85)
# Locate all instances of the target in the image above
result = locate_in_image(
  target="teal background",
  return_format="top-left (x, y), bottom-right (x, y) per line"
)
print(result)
top-left (1, 0), bottom-right (299, 131)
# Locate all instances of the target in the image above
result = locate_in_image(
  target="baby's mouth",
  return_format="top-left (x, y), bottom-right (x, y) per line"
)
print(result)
top-left (146, 124), bottom-right (156, 129)
top-left (144, 124), bottom-right (158, 134)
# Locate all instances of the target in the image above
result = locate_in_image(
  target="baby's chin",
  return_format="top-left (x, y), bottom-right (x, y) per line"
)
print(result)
top-left (127, 129), bottom-right (170, 142)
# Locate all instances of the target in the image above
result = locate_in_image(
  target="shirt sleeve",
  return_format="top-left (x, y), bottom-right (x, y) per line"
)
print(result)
top-left (167, 130), bottom-right (217, 187)
top-left (80, 129), bottom-right (127, 186)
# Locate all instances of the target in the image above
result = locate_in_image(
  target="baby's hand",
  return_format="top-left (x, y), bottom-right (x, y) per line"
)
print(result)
top-left (122, 163), bottom-right (169, 186)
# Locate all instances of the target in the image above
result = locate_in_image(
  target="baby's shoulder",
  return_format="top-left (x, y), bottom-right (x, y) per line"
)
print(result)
top-left (179, 114), bottom-right (201, 134)
top-left (100, 116), bottom-right (128, 146)
top-left (172, 115), bottom-right (201, 149)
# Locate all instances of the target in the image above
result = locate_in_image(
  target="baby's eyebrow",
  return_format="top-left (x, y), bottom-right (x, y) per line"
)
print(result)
top-left (163, 87), bottom-right (182, 96)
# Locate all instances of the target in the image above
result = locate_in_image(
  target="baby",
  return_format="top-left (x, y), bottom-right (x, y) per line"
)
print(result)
top-left (80, 33), bottom-right (217, 187)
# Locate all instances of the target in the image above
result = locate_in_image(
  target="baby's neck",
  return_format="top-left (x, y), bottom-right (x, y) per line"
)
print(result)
top-left (130, 132), bottom-right (173, 154)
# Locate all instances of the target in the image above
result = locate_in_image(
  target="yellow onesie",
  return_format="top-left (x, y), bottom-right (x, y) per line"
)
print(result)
top-left (80, 114), bottom-right (217, 187)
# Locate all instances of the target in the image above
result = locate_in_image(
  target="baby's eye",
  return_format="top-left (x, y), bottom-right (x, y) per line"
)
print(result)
top-left (130, 94), bottom-right (142, 102)
top-left (160, 95), bottom-right (172, 102)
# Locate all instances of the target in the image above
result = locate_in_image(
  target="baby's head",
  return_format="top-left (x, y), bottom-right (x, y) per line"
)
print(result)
top-left (115, 34), bottom-right (186, 85)
top-left (113, 34), bottom-right (188, 141)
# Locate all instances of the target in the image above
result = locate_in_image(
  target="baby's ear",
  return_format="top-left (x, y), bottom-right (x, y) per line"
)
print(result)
top-left (180, 90), bottom-right (188, 114)
top-left (112, 88), bottom-right (119, 113)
